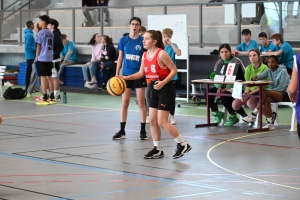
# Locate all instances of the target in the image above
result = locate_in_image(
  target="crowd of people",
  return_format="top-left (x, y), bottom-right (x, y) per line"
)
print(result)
top-left (18, 13), bottom-right (300, 159)
top-left (208, 28), bottom-right (296, 131)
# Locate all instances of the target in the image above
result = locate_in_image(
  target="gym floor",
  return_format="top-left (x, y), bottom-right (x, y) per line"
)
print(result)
top-left (0, 91), bottom-right (299, 200)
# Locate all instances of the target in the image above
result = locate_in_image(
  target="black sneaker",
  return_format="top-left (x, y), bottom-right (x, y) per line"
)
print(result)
top-left (272, 111), bottom-right (277, 123)
top-left (112, 130), bottom-right (126, 140)
top-left (144, 146), bottom-right (164, 159)
top-left (140, 131), bottom-right (147, 140)
top-left (55, 94), bottom-right (61, 102)
top-left (173, 142), bottom-right (192, 159)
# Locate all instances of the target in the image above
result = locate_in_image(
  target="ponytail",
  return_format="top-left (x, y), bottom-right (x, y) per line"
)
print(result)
top-left (146, 30), bottom-right (164, 49)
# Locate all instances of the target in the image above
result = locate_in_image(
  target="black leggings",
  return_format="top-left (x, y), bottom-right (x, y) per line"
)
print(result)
top-left (169, 81), bottom-right (176, 115)
top-left (297, 123), bottom-right (300, 140)
top-left (205, 87), bottom-right (246, 116)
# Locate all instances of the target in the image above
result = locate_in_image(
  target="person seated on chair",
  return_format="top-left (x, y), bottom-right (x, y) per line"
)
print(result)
top-left (232, 29), bottom-right (259, 56)
top-left (59, 34), bottom-right (78, 85)
top-left (258, 32), bottom-right (275, 65)
top-left (82, 33), bottom-right (103, 89)
top-left (205, 43), bottom-right (247, 127)
top-left (261, 33), bottom-right (295, 74)
top-left (232, 49), bottom-right (268, 125)
top-left (243, 56), bottom-right (290, 130)
top-left (98, 35), bottom-right (118, 89)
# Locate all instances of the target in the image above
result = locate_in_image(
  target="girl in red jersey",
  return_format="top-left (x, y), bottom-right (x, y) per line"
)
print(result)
top-left (121, 30), bottom-right (192, 159)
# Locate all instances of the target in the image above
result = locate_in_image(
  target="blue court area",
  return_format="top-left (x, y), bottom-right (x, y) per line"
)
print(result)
top-left (0, 93), bottom-right (299, 200)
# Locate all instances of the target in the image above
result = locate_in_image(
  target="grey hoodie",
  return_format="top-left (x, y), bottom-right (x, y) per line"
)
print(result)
top-left (257, 65), bottom-right (290, 92)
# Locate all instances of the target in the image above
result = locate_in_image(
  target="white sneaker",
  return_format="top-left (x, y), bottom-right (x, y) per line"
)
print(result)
top-left (84, 82), bottom-right (90, 88)
top-left (94, 21), bottom-right (100, 26)
top-left (263, 123), bottom-right (275, 131)
top-left (170, 115), bottom-right (176, 125)
top-left (242, 113), bottom-right (257, 123)
top-left (4, 82), bottom-right (13, 86)
top-left (146, 116), bottom-right (149, 124)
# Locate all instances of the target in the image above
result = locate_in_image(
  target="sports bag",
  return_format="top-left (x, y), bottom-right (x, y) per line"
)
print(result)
top-left (3, 87), bottom-right (27, 99)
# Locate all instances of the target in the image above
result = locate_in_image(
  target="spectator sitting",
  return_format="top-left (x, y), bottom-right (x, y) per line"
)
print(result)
top-left (243, 56), bottom-right (290, 130)
top-left (98, 35), bottom-right (118, 90)
top-left (261, 33), bottom-right (295, 74)
top-left (59, 34), bottom-right (78, 85)
top-left (205, 43), bottom-right (247, 127)
top-left (82, 33), bottom-right (103, 89)
top-left (82, 0), bottom-right (96, 27)
top-left (258, 32), bottom-right (275, 65)
top-left (232, 29), bottom-right (259, 56)
top-left (232, 49), bottom-right (269, 125)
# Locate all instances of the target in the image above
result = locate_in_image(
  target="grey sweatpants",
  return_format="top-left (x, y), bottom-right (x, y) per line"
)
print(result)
top-left (27, 64), bottom-right (39, 94)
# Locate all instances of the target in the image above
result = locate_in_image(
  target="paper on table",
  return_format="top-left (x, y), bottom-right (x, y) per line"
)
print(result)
top-left (232, 82), bottom-right (243, 99)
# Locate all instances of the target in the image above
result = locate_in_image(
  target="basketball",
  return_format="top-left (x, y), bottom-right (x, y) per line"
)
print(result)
top-left (107, 77), bottom-right (127, 96)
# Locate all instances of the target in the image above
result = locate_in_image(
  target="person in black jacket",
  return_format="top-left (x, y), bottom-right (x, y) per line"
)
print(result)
top-left (82, 0), bottom-right (96, 27)
top-left (48, 18), bottom-right (64, 100)
top-left (97, 35), bottom-right (117, 89)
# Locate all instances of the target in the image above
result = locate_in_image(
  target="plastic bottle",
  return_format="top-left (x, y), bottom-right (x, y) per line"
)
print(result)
top-left (63, 92), bottom-right (67, 104)
top-left (83, 19), bottom-right (87, 27)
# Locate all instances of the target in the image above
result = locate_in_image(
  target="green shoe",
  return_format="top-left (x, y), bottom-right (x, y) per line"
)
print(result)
top-left (212, 111), bottom-right (224, 124)
top-left (224, 114), bottom-right (239, 127)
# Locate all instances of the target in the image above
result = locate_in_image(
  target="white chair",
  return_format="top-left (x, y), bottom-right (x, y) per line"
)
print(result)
top-left (252, 102), bottom-right (297, 131)
top-left (0, 66), bottom-right (6, 98)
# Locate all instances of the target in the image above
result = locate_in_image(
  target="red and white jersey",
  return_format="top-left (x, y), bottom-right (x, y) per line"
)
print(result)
top-left (143, 48), bottom-right (170, 81)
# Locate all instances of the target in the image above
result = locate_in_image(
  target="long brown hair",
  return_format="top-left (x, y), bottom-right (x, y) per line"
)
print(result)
top-left (88, 33), bottom-right (100, 46)
top-left (146, 30), bottom-right (164, 49)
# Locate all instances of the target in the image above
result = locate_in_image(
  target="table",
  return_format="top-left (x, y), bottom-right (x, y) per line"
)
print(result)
top-left (191, 79), bottom-right (272, 133)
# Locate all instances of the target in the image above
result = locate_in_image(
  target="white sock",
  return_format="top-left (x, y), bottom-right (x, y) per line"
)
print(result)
top-left (54, 90), bottom-right (58, 96)
top-left (267, 117), bottom-right (273, 123)
top-left (174, 135), bottom-right (185, 144)
top-left (153, 141), bottom-right (161, 148)
top-left (253, 108), bottom-right (258, 114)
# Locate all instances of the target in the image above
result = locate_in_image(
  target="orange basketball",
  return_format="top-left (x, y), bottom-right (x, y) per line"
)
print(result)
top-left (107, 77), bottom-right (127, 96)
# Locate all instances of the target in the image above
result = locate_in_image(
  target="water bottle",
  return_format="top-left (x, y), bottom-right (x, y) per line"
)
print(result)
top-left (83, 19), bottom-right (87, 27)
top-left (63, 92), bottom-right (67, 104)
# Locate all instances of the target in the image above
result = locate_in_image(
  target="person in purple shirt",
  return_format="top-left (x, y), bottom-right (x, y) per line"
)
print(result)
top-left (35, 15), bottom-right (55, 105)
top-left (232, 29), bottom-right (259, 56)
top-left (287, 54), bottom-right (300, 139)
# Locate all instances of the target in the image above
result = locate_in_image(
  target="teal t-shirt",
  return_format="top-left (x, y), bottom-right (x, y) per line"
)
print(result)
top-left (274, 41), bottom-right (295, 69)
top-left (244, 63), bottom-right (268, 91)
top-left (165, 43), bottom-right (179, 80)
top-left (236, 39), bottom-right (259, 51)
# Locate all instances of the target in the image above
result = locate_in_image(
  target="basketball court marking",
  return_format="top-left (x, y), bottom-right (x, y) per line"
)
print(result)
top-left (207, 131), bottom-right (300, 190)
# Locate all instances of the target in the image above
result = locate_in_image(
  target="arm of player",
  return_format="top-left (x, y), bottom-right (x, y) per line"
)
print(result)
top-left (287, 63), bottom-right (298, 103)
top-left (115, 50), bottom-right (123, 76)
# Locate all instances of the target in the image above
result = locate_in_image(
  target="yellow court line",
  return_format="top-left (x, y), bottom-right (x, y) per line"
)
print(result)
top-left (207, 131), bottom-right (300, 190)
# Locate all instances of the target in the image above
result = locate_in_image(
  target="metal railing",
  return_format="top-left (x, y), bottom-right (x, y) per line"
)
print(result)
top-left (0, 0), bottom-right (299, 47)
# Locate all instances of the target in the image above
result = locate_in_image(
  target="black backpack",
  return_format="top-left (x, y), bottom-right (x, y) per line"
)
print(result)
top-left (3, 87), bottom-right (27, 100)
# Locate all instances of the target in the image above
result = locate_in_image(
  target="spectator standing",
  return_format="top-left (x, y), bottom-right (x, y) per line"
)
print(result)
top-left (59, 34), bottom-right (78, 85)
top-left (24, 21), bottom-right (36, 97)
top-left (48, 19), bottom-right (64, 101)
top-left (82, 0), bottom-right (96, 27)
top-left (162, 28), bottom-right (181, 125)
top-left (35, 15), bottom-right (55, 105)
top-left (96, 0), bottom-right (110, 26)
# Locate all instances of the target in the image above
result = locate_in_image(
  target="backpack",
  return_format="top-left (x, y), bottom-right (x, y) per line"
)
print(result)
top-left (3, 87), bottom-right (27, 100)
